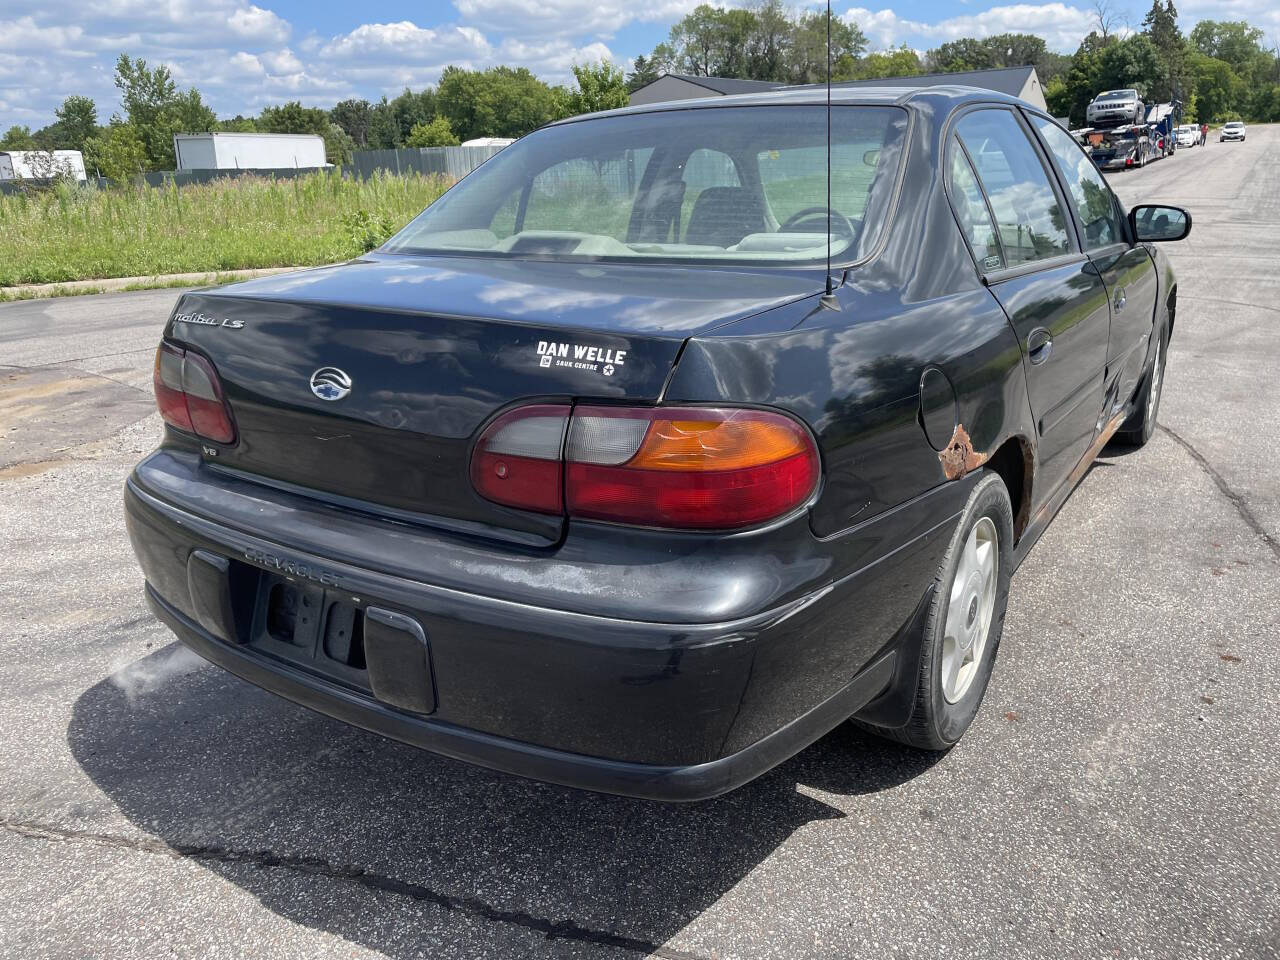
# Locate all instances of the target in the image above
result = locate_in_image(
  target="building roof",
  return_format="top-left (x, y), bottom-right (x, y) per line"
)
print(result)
top-left (661, 73), bottom-right (786, 95)
top-left (629, 65), bottom-right (1044, 110)
top-left (826, 65), bottom-right (1038, 99)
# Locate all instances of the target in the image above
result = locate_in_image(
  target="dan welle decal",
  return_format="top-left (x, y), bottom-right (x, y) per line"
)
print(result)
top-left (537, 340), bottom-right (627, 377)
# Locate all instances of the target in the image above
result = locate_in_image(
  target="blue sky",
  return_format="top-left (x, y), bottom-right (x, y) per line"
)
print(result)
top-left (3, 0), bottom-right (1276, 130)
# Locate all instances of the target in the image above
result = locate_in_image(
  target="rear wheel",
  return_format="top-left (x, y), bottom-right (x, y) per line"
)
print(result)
top-left (1116, 325), bottom-right (1167, 446)
top-left (864, 473), bottom-right (1014, 751)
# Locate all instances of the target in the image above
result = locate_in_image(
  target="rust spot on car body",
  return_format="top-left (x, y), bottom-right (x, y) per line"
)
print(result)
top-left (938, 424), bottom-right (989, 480)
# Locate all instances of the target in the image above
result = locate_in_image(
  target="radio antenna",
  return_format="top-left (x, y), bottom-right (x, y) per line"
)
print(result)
top-left (820, 0), bottom-right (839, 310)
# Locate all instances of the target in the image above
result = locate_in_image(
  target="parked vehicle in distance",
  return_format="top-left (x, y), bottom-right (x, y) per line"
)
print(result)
top-left (1176, 125), bottom-right (1198, 147)
top-left (1088, 127), bottom-right (1149, 169)
top-left (1220, 121), bottom-right (1246, 142)
top-left (126, 87), bottom-right (1190, 800)
top-left (1087, 89), bottom-right (1145, 127)
top-left (1144, 101), bottom-right (1182, 157)
top-left (0, 149), bottom-right (87, 182)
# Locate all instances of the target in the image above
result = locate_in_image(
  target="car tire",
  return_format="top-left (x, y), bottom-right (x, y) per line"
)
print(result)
top-left (1116, 324), bottom-right (1167, 447)
top-left (860, 473), bottom-right (1014, 751)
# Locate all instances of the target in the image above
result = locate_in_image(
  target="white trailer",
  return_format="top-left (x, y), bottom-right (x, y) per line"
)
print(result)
top-left (173, 133), bottom-right (327, 171)
top-left (0, 150), bottom-right (87, 181)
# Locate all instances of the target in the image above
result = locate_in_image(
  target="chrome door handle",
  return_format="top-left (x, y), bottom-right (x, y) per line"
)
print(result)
top-left (1113, 289), bottom-right (1126, 312)
top-left (1027, 328), bottom-right (1053, 365)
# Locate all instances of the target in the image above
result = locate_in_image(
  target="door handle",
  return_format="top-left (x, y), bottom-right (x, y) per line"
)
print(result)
top-left (1113, 289), bottom-right (1127, 312)
top-left (1027, 328), bottom-right (1052, 365)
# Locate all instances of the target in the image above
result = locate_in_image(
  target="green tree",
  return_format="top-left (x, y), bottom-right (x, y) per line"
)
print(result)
top-left (0, 125), bottom-right (36, 150)
top-left (217, 115), bottom-right (258, 132)
top-left (323, 122), bottom-right (356, 164)
top-left (563, 61), bottom-right (630, 116)
top-left (113, 53), bottom-right (213, 169)
top-left (389, 88), bottom-right (438, 142)
top-left (1097, 33), bottom-right (1164, 95)
top-left (744, 0), bottom-right (792, 81)
top-left (788, 10), bottom-right (866, 84)
top-left (928, 37), bottom-right (997, 71)
top-left (49, 96), bottom-right (98, 151)
top-left (1189, 20), bottom-right (1271, 85)
top-left (330, 99), bottom-right (373, 147)
top-left (436, 66), bottom-right (560, 140)
top-left (1044, 75), bottom-right (1072, 117)
top-left (368, 98), bottom-right (400, 149)
top-left (257, 100), bottom-right (331, 136)
top-left (626, 54), bottom-right (662, 92)
top-left (113, 54), bottom-right (177, 168)
top-left (841, 46), bottom-right (922, 81)
top-left (405, 115), bottom-right (460, 147)
top-left (83, 122), bottom-right (147, 182)
top-left (1186, 51), bottom-right (1244, 121)
top-left (1141, 0), bottom-right (1186, 101)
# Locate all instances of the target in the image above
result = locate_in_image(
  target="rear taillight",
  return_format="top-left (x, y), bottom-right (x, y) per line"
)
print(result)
top-left (152, 342), bottom-right (236, 444)
top-left (470, 404), bottom-right (818, 530)
top-left (469, 404), bottom-right (567, 514)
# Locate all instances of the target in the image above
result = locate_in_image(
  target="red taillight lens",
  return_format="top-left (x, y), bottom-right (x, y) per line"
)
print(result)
top-left (566, 406), bottom-right (818, 529)
top-left (470, 404), bottom-right (819, 530)
top-left (153, 342), bottom-right (193, 433)
top-left (152, 341), bottom-right (236, 445)
top-left (469, 404), bottom-right (568, 514)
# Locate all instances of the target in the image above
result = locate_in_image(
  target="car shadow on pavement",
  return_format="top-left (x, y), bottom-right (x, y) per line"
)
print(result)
top-left (68, 642), bottom-right (941, 956)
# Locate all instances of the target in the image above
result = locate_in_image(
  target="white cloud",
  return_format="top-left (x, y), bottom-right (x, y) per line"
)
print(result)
top-left (453, 0), bottom-right (704, 38)
top-left (844, 3), bottom-right (1099, 52)
top-left (0, 16), bottom-right (86, 52)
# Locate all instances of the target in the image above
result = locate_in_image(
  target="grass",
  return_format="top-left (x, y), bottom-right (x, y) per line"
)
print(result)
top-left (0, 171), bottom-right (451, 287)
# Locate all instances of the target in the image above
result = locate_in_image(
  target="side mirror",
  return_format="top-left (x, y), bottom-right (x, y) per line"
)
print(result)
top-left (1129, 204), bottom-right (1191, 242)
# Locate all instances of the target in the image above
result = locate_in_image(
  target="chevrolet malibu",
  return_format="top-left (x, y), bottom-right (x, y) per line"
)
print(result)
top-left (125, 87), bottom-right (1190, 800)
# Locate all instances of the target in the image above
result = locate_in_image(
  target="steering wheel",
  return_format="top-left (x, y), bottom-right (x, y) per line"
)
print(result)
top-left (780, 206), bottom-right (858, 240)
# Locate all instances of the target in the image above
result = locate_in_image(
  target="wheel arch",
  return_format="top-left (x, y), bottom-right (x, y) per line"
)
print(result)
top-left (984, 435), bottom-right (1034, 542)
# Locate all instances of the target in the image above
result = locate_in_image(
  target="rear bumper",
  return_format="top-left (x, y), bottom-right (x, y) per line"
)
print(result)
top-left (144, 582), bottom-right (895, 801)
top-left (124, 454), bottom-right (962, 799)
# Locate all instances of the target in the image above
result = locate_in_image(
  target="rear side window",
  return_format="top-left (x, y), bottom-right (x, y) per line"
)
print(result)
top-left (947, 140), bottom-right (1003, 271)
top-left (955, 109), bottom-right (1072, 268)
top-left (1031, 117), bottom-right (1123, 250)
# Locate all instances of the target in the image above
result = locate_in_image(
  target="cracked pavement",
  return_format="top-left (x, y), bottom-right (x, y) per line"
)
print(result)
top-left (1, 128), bottom-right (1278, 959)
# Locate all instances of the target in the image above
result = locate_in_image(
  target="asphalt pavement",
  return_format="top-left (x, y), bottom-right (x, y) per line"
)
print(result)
top-left (1, 128), bottom-right (1277, 960)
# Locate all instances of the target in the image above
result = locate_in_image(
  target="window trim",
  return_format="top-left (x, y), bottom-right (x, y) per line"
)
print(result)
top-left (941, 103), bottom-right (1081, 281)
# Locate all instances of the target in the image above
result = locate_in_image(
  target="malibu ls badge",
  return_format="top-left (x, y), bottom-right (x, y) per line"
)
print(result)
top-left (310, 367), bottom-right (352, 401)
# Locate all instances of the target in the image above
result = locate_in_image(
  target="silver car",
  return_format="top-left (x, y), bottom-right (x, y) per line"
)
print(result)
top-left (1220, 121), bottom-right (1246, 142)
top-left (1086, 89), bottom-right (1144, 127)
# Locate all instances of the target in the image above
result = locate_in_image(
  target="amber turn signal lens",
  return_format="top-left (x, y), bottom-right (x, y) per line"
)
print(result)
top-left (628, 416), bottom-right (812, 472)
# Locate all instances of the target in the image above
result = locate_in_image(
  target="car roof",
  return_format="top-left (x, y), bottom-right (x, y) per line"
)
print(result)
top-left (548, 84), bottom-right (1030, 127)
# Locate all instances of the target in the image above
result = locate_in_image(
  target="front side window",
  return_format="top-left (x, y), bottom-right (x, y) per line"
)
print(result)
top-left (381, 105), bottom-right (909, 264)
top-left (1031, 117), bottom-right (1124, 251)
top-left (955, 109), bottom-right (1072, 268)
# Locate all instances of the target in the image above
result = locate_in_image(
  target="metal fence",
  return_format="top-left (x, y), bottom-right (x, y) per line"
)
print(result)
top-left (347, 145), bottom-right (506, 181)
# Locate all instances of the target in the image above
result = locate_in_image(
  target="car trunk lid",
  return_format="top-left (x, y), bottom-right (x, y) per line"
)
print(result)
top-left (164, 255), bottom-right (817, 543)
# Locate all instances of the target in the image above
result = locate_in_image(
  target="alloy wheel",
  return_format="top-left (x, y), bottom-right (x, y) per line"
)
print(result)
top-left (941, 516), bottom-right (999, 703)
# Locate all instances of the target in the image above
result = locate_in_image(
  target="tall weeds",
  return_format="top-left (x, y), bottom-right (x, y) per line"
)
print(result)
top-left (0, 172), bottom-right (450, 286)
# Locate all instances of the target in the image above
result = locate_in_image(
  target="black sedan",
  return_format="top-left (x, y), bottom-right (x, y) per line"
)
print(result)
top-left (125, 86), bottom-right (1190, 800)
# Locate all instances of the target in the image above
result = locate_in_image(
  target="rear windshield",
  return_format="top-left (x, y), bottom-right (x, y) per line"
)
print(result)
top-left (381, 105), bottom-right (908, 265)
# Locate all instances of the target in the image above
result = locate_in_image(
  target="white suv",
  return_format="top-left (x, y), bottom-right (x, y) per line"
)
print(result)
top-left (1175, 125), bottom-right (1197, 148)
top-left (1086, 89), bottom-right (1144, 126)
top-left (1220, 121), bottom-right (1246, 142)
